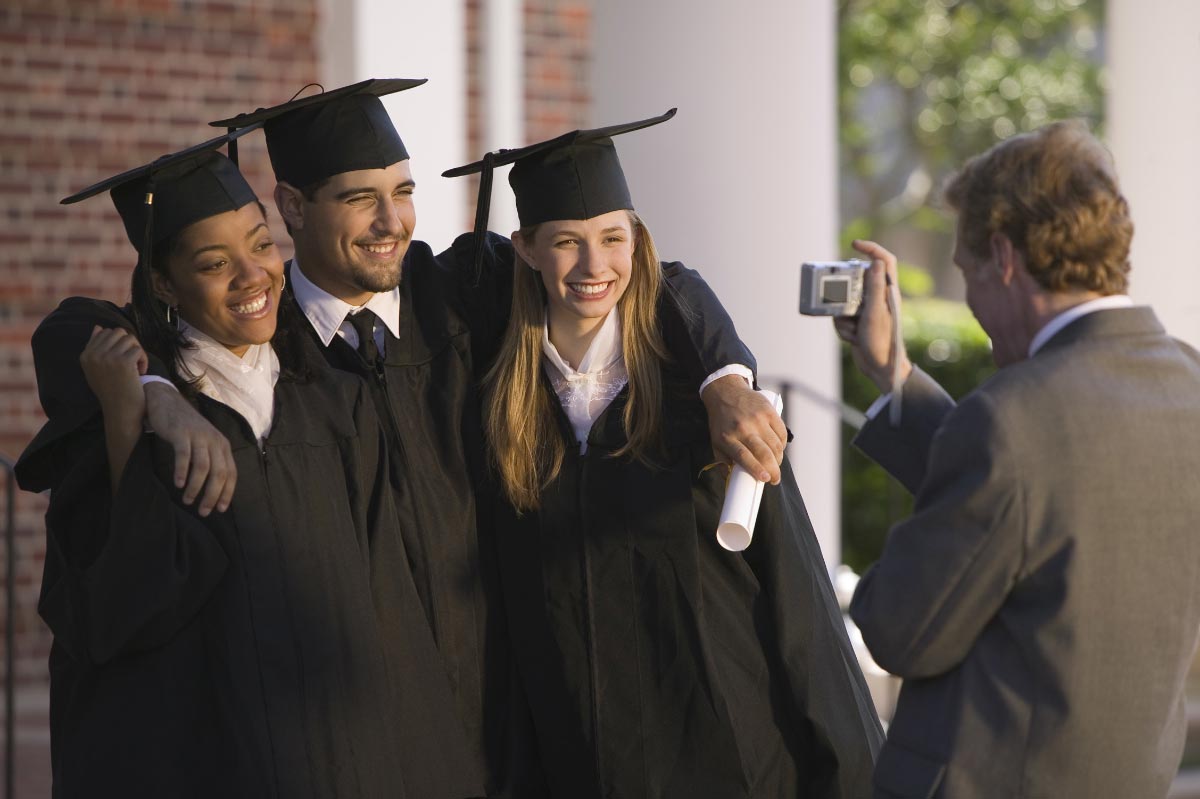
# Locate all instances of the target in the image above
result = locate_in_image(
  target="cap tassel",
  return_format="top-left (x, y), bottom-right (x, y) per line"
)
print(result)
top-left (226, 127), bottom-right (239, 165)
top-left (469, 151), bottom-right (497, 287)
top-left (129, 175), bottom-right (159, 337)
top-left (141, 177), bottom-right (156, 275)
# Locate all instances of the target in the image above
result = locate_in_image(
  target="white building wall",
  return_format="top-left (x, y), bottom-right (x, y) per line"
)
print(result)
top-left (590, 0), bottom-right (844, 568)
top-left (1107, 0), bottom-right (1200, 349)
top-left (479, 0), bottom-right (524, 236)
top-left (317, 0), bottom-right (467, 252)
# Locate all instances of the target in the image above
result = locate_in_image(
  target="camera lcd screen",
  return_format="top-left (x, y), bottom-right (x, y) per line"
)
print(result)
top-left (821, 276), bottom-right (850, 303)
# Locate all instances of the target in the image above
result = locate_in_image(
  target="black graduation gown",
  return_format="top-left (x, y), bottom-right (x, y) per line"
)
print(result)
top-left (494, 372), bottom-right (884, 799)
top-left (285, 232), bottom-right (760, 797)
top-left (18, 235), bottom-right (758, 798)
top-left (17, 301), bottom-right (472, 799)
top-left (286, 238), bottom-right (510, 797)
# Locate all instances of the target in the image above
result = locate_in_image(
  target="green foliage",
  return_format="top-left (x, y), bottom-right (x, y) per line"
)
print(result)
top-left (836, 0), bottom-right (1105, 571)
top-left (896, 262), bottom-right (935, 298)
top-left (838, 0), bottom-right (1105, 237)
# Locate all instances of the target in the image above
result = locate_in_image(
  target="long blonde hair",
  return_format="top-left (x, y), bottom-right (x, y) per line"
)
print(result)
top-left (485, 210), bottom-right (667, 512)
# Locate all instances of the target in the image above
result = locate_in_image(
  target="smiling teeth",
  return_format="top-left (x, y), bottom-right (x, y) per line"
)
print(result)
top-left (570, 282), bottom-right (610, 295)
top-left (232, 293), bottom-right (267, 314)
top-left (363, 243), bottom-right (395, 254)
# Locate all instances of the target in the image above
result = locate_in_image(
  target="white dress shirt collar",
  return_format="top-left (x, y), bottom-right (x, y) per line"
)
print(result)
top-left (542, 307), bottom-right (624, 376)
top-left (289, 257), bottom-right (402, 347)
top-left (178, 319), bottom-right (280, 444)
top-left (1028, 295), bottom-right (1134, 357)
top-left (542, 309), bottom-right (627, 452)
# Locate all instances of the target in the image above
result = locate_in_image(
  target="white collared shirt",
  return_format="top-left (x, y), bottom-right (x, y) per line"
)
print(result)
top-left (178, 319), bottom-right (280, 444)
top-left (542, 309), bottom-right (628, 453)
top-left (1027, 294), bottom-right (1134, 357)
top-left (289, 257), bottom-right (403, 353)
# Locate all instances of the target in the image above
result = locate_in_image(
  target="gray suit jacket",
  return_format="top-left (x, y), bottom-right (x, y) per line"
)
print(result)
top-left (850, 307), bottom-right (1200, 798)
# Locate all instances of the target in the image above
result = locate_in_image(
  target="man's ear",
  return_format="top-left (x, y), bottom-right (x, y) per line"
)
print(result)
top-left (275, 182), bottom-right (306, 232)
top-left (990, 232), bottom-right (1020, 286)
top-left (511, 229), bottom-right (538, 270)
top-left (149, 268), bottom-right (177, 307)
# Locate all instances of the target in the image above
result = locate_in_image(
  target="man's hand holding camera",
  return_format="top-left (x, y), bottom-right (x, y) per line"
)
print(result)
top-left (832, 240), bottom-right (912, 395)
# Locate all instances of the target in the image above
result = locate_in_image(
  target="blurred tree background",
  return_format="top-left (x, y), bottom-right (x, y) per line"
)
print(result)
top-left (837, 0), bottom-right (1106, 572)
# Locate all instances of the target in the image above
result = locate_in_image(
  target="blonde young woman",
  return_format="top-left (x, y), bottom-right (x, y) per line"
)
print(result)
top-left (447, 112), bottom-right (883, 799)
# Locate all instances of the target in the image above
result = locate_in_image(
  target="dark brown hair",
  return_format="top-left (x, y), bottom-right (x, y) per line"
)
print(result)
top-left (944, 120), bottom-right (1133, 294)
top-left (131, 201), bottom-right (310, 396)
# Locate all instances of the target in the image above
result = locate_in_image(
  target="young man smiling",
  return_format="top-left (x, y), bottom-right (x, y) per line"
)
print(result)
top-left (29, 79), bottom-right (786, 797)
top-left (280, 160), bottom-right (416, 301)
top-left (232, 81), bottom-right (784, 797)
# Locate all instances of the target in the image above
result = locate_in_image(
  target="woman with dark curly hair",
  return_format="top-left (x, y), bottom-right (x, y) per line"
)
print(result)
top-left (19, 134), bottom-right (468, 798)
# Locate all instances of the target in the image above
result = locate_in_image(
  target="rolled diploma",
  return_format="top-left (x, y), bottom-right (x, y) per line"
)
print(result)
top-left (716, 389), bottom-right (783, 552)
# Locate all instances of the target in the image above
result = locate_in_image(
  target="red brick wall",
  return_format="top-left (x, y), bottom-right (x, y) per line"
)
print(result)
top-left (522, 0), bottom-right (591, 141)
top-left (0, 2), bottom-right (594, 775)
top-left (0, 0), bottom-right (321, 690)
top-left (464, 0), bottom-right (592, 226)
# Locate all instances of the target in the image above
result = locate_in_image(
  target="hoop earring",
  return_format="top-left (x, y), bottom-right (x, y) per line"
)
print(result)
top-left (166, 305), bottom-right (178, 327)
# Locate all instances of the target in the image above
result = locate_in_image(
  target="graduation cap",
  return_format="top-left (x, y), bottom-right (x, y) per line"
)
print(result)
top-left (61, 126), bottom-right (262, 267)
top-left (442, 107), bottom-right (676, 282)
top-left (209, 78), bottom-right (427, 189)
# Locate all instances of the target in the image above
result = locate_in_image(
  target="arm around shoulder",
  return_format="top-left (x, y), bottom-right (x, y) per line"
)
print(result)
top-left (659, 260), bottom-right (757, 378)
top-left (19, 298), bottom-right (169, 488)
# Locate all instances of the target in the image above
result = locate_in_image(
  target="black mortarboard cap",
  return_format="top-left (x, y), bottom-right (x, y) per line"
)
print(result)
top-left (442, 108), bottom-right (676, 282)
top-left (61, 126), bottom-right (261, 261)
top-left (210, 78), bottom-right (426, 189)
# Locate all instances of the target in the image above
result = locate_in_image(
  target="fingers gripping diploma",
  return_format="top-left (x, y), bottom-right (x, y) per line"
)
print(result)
top-left (832, 240), bottom-right (913, 395)
top-left (701, 374), bottom-right (788, 485)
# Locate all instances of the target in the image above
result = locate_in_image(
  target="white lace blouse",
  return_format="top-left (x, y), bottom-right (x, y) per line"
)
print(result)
top-left (178, 320), bottom-right (280, 445)
top-left (541, 309), bottom-right (628, 454)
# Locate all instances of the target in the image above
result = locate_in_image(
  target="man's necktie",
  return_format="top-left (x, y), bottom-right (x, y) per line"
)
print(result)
top-left (347, 309), bottom-right (380, 368)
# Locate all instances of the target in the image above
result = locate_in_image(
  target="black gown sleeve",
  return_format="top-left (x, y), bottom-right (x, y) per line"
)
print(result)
top-left (344, 381), bottom-right (488, 799)
top-left (434, 231), bottom-right (517, 376)
top-left (659, 260), bottom-right (758, 383)
top-left (15, 297), bottom-right (171, 492)
top-left (738, 459), bottom-right (884, 798)
top-left (37, 432), bottom-right (229, 666)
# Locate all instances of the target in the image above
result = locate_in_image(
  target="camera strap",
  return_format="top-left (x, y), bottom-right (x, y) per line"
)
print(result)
top-left (886, 276), bottom-right (904, 429)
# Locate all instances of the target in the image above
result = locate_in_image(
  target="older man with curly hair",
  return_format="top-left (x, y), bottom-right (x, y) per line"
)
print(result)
top-left (837, 120), bottom-right (1200, 798)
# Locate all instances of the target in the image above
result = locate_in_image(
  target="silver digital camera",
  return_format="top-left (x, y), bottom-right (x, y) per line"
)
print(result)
top-left (798, 259), bottom-right (870, 316)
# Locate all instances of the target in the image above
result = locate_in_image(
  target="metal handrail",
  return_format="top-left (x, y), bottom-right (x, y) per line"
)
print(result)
top-left (758, 375), bottom-right (867, 432)
top-left (1, 452), bottom-right (14, 799)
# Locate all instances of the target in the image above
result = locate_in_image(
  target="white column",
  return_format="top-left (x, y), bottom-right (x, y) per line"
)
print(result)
top-left (481, 0), bottom-right (524, 235)
top-left (317, 0), bottom-right (468, 252)
top-left (590, 0), bottom-right (843, 569)
top-left (1107, 0), bottom-right (1200, 349)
